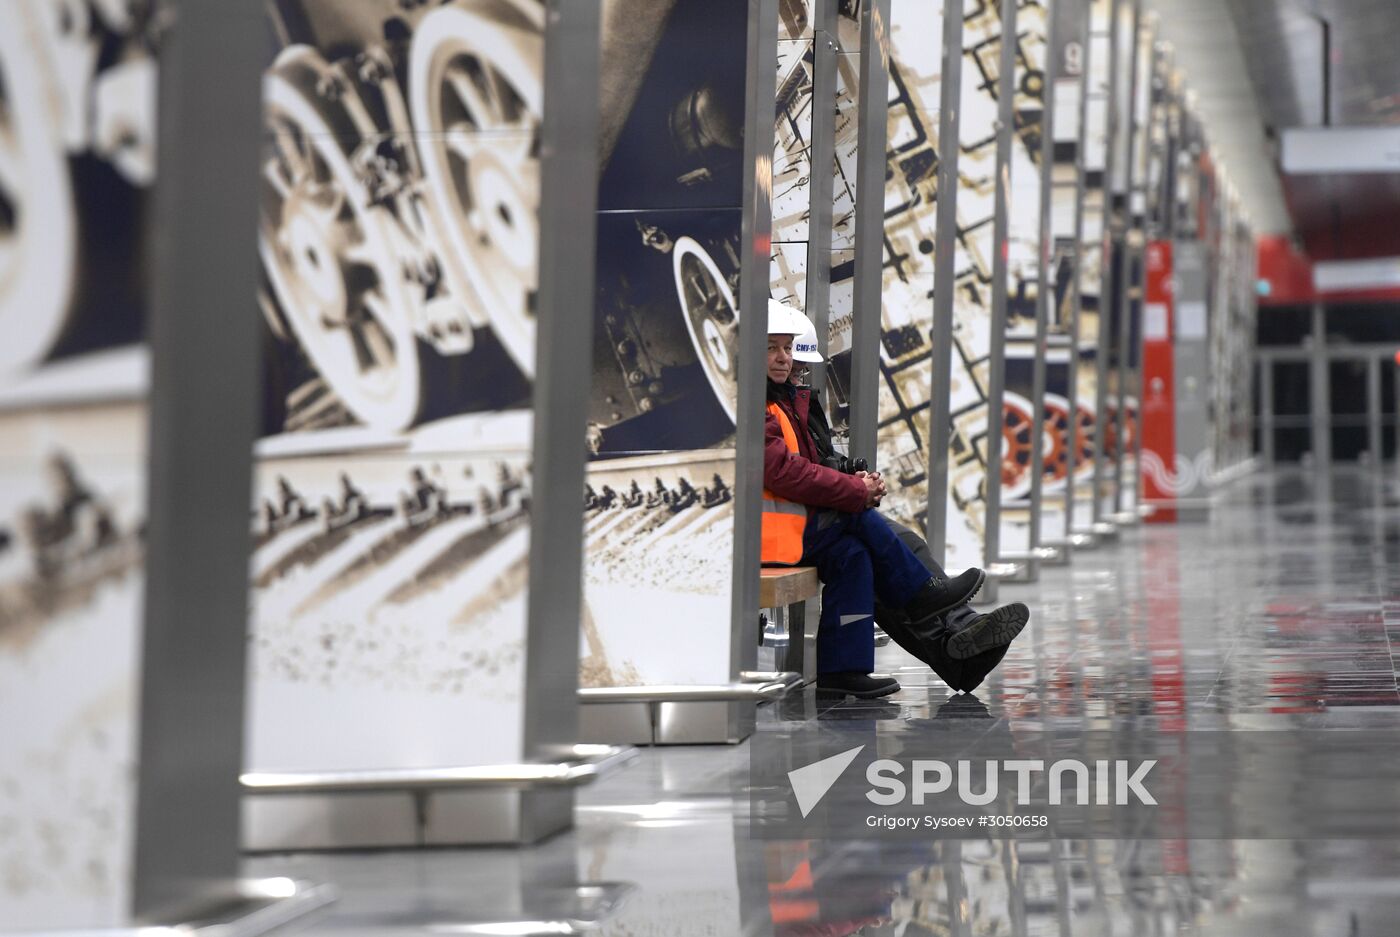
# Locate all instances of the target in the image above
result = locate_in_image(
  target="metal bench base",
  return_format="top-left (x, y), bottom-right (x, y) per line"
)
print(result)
top-left (241, 745), bottom-right (635, 851)
top-left (578, 672), bottom-right (805, 746)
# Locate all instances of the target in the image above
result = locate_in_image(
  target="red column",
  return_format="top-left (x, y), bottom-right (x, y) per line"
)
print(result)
top-left (1141, 241), bottom-right (1177, 523)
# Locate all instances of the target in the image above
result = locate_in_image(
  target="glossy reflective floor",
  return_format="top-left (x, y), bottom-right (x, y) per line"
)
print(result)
top-left (252, 468), bottom-right (1400, 936)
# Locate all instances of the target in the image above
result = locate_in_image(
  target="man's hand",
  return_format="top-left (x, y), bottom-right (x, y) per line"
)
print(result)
top-left (856, 471), bottom-right (887, 508)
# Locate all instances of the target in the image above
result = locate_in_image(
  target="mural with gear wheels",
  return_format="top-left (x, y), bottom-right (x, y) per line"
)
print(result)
top-left (249, 0), bottom-right (555, 773)
top-left (0, 0), bottom-right (160, 924)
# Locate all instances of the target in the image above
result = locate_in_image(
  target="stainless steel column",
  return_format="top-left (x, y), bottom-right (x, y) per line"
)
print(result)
top-left (729, 0), bottom-right (780, 741)
top-left (927, 1), bottom-right (965, 564)
top-left (1309, 302), bottom-right (1331, 466)
top-left (984, 0), bottom-right (1020, 575)
top-left (1368, 353), bottom-right (1383, 467)
top-left (1092, 0), bottom-right (1126, 529)
top-left (804, 0), bottom-right (840, 397)
top-left (1112, 0), bottom-right (1144, 517)
top-left (1065, 0), bottom-right (1093, 542)
top-left (847, 0), bottom-right (893, 464)
top-left (1259, 355), bottom-right (1275, 466)
top-left (134, 0), bottom-right (269, 916)
top-left (523, 0), bottom-right (603, 769)
top-left (1033, 0), bottom-right (1069, 561)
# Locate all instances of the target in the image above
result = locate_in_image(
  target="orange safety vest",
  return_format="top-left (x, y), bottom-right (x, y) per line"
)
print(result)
top-left (762, 403), bottom-right (808, 565)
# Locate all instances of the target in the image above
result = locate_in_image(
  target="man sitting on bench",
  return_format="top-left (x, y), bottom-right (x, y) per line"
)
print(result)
top-left (762, 302), bottom-right (1027, 699)
top-left (786, 318), bottom-right (1031, 694)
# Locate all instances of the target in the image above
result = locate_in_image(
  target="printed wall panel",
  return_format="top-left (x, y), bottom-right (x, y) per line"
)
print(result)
top-left (1000, 0), bottom-right (1049, 557)
top-left (1117, 8), bottom-right (1154, 518)
top-left (822, 4), bottom-right (863, 434)
top-left (581, 1), bottom-right (755, 689)
top-left (771, 1), bottom-right (817, 314)
top-left (929, 0), bottom-right (1010, 573)
top-left (1073, 0), bottom-right (1110, 533)
top-left (1042, 0), bottom-right (1088, 544)
top-left (1098, 0), bottom-right (1135, 522)
top-left (249, 0), bottom-right (554, 770)
top-left (869, 0), bottom-right (946, 546)
top-left (1212, 200), bottom-right (1255, 474)
top-left (0, 3), bottom-right (154, 926)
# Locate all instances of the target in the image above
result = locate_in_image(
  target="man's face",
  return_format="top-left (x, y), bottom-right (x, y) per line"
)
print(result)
top-left (767, 335), bottom-right (794, 384)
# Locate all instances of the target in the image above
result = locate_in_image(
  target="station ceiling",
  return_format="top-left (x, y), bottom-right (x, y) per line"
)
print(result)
top-left (1150, 0), bottom-right (1400, 259)
top-left (1226, 0), bottom-right (1400, 260)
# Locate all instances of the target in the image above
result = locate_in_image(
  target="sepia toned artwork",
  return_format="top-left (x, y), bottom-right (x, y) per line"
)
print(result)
top-left (821, 4), bottom-right (862, 433)
top-left (868, 0), bottom-right (1005, 574)
top-left (770, 3), bottom-right (816, 313)
top-left (581, 0), bottom-right (751, 689)
top-left (1072, 0), bottom-right (1112, 532)
top-left (1041, 0), bottom-right (1088, 543)
top-left (250, 0), bottom-right (550, 770)
top-left (1000, 0), bottom-right (1049, 555)
top-left (0, 0), bottom-right (159, 926)
top-left (865, 0), bottom-right (944, 555)
top-left (1103, 0), bottom-right (1136, 518)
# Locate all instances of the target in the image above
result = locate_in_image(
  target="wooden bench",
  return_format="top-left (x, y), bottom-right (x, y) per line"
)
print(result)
top-left (760, 566), bottom-right (820, 607)
top-left (760, 567), bottom-right (820, 681)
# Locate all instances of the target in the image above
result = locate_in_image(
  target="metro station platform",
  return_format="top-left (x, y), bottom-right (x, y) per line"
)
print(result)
top-left (250, 467), bottom-right (1400, 936)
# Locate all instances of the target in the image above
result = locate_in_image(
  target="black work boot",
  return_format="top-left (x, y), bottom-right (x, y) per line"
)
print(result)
top-left (905, 568), bottom-right (985, 627)
top-left (816, 672), bottom-right (901, 699)
top-left (946, 603), bottom-right (1030, 660)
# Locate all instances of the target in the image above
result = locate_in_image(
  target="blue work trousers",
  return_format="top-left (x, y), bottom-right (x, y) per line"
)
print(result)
top-left (801, 509), bottom-right (931, 674)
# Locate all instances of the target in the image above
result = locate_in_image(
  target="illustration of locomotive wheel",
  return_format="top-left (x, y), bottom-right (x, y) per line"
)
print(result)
top-left (260, 48), bottom-right (423, 431)
top-left (409, 0), bottom-right (544, 378)
top-left (1122, 398), bottom-right (1139, 453)
top-left (672, 236), bottom-right (739, 423)
top-left (1041, 399), bottom-right (1073, 484)
top-left (0, 13), bottom-right (78, 373)
top-left (1072, 403), bottom-right (1095, 478)
top-left (1001, 398), bottom-right (1036, 498)
top-left (1103, 400), bottom-right (1119, 460)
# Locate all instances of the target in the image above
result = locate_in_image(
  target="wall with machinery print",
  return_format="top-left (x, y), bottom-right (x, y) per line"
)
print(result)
top-left (1000, 0), bottom-right (1049, 558)
top-left (580, 0), bottom-right (756, 689)
top-left (248, 0), bottom-right (551, 772)
top-left (0, 1), bottom-right (158, 925)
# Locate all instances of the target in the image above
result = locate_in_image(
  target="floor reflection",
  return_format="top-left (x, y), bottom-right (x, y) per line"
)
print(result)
top-left (249, 469), bottom-right (1400, 936)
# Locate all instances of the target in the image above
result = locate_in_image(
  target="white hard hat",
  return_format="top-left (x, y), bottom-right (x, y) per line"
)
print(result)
top-left (766, 299), bottom-right (812, 337)
top-left (792, 326), bottom-right (823, 363)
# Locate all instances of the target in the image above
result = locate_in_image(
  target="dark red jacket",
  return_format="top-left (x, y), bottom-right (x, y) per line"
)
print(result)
top-left (765, 382), bottom-right (867, 514)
